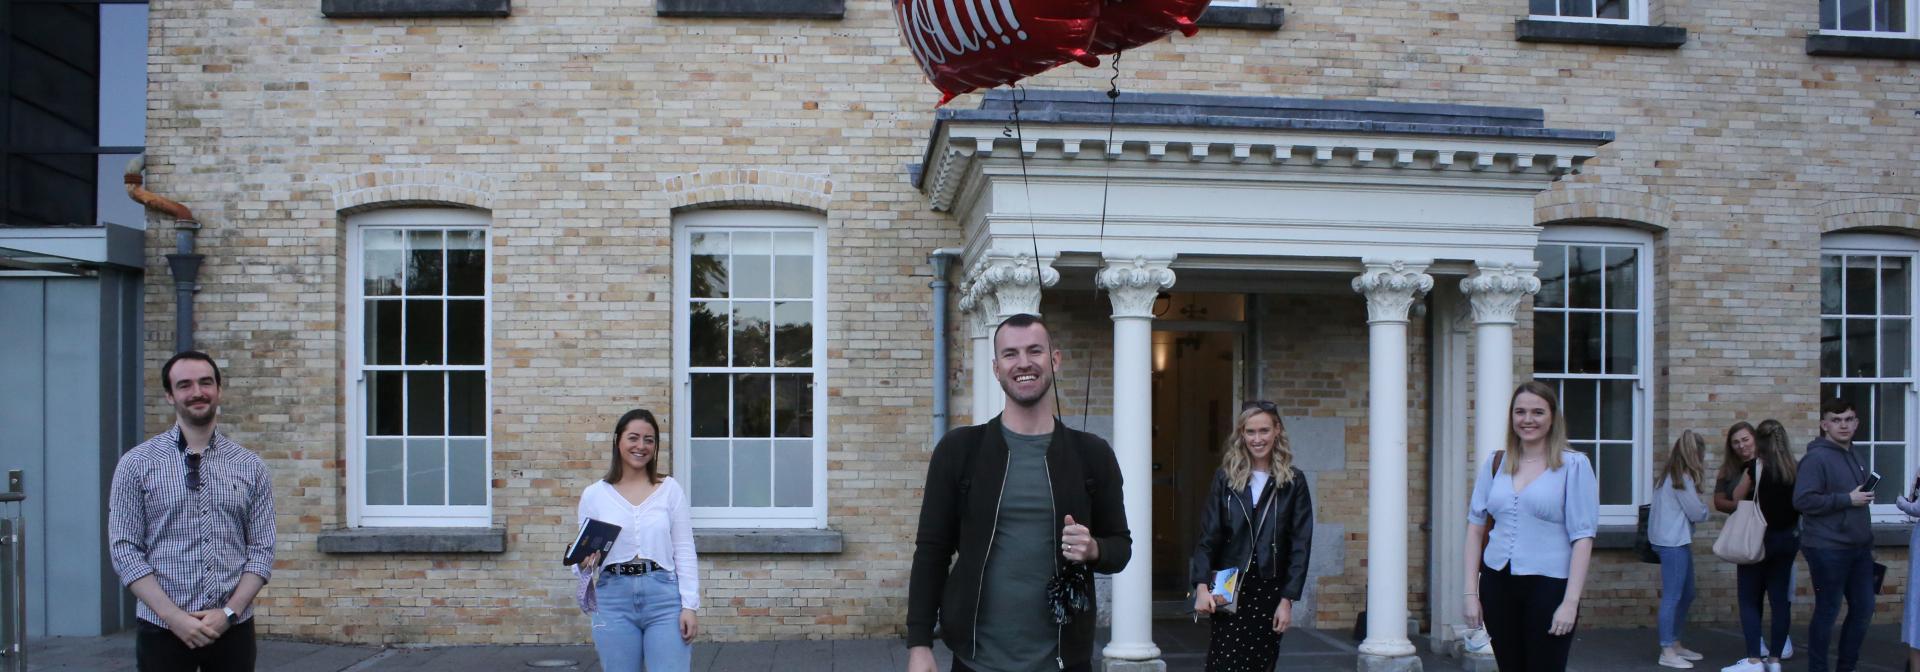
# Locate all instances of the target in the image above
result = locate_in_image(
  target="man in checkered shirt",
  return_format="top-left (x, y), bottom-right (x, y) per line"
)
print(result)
top-left (109, 351), bottom-right (275, 671)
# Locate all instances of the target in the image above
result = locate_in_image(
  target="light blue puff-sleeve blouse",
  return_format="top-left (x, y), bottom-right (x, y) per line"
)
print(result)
top-left (1468, 450), bottom-right (1600, 579)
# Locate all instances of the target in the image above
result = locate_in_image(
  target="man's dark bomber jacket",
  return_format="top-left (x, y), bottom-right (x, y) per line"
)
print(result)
top-left (906, 416), bottom-right (1132, 668)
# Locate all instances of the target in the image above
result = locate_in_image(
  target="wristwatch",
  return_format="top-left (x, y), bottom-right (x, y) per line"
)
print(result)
top-left (222, 607), bottom-right (237, 626)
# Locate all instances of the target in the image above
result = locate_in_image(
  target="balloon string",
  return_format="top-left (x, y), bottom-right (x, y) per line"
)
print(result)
top-left (1007, 85), bottom-right (1064, 422)
top-left (1084, 55), bottom-right (1123, 433)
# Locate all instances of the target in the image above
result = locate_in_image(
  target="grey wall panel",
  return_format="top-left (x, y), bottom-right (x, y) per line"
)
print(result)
top-left (44, 278), bottom-right (105, 637)
top-left (104, 270), bottom-right (139, 631)
top-left (0, 279), bottom-right (50, 637)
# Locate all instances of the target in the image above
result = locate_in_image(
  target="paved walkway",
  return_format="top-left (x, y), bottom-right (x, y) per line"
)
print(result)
top-left (23, 621), bottom-right (1908, 671)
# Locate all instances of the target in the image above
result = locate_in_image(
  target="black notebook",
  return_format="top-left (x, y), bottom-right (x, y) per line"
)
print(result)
top-left (563, 518), bottom-right (622, 566)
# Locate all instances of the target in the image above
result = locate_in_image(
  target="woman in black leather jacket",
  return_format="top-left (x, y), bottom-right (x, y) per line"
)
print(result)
top-left (1189, 400), bottom-right (1315, 672)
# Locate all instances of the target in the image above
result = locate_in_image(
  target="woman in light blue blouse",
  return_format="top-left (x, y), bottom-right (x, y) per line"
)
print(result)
top-left (1464, 381), bottom-right (1600, 672)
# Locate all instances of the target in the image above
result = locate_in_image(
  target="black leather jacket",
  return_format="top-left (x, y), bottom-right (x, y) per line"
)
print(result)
top-left (1188, 467), bottom-right (1314, 600)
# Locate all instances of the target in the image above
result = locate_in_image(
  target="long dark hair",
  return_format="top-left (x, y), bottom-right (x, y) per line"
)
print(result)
top-left (603, 409), bottom-right (662, 485)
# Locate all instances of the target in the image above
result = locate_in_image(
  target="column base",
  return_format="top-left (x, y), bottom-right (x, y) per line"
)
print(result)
top-left (1357, 653), bottom-right (1424, 672)
top-left (1103, 659), bottom-right (1167, 672)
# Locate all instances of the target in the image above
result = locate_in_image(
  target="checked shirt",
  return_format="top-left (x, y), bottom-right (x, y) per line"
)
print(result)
top-left (108, 426), bottom-right (275, 627)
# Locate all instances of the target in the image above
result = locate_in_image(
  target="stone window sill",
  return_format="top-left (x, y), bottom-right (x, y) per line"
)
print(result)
top-left (1806, 34), bottom-right (1920, 60)
top-left (694, 528), bottom-right (843, 554)
top-left (1595, 523), bottom-right (1910, 550)
top-left (1514, 19), bottom-right (1687, 48)
top-left (1196, 6), bottom-right (1284, 31)
top-left (321, 0), bottom-right (508, 18)
top-left (657, 0), bottom-right (843, 20)
top-left (317, 527), bottom-right (507, 554)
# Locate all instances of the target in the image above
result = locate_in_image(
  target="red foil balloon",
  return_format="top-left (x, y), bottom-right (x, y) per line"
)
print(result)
top-left (1089, 0), bottom-right (1207, 55)
top-left (894, 0), bottom-right (1103, 105)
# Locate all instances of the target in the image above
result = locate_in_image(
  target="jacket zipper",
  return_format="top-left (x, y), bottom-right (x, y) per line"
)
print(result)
top-left (1045, 452), bottom-right (1062, 670)
top-left (973, 448), bottom-right (1012, 661)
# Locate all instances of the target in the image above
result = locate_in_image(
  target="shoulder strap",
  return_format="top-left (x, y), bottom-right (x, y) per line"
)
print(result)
top-left (1491, 450), bottom-right (1505, 475)
top-left (1754, 458), bottom-right (1762, 498)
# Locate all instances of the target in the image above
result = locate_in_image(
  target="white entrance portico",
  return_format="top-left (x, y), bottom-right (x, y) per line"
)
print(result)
top-left (919, 90), bottom-right (1610, 672)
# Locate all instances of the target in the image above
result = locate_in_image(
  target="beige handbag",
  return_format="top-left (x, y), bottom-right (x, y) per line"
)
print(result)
top-left (1712, 459), bottom-right (1769, 565)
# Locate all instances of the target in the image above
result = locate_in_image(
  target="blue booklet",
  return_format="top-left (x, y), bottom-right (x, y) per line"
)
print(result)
top-left (563, 518), bottom-right (622, 566)
top-left (1211, 567), bottom-right (1242, 613)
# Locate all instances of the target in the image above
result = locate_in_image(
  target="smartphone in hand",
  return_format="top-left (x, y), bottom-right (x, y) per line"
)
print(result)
top-left (1861, 471), bottom-right (1881, 493)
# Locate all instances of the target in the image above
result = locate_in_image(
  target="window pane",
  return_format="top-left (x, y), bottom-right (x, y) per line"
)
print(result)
top-left (370, 371), bottom-right (403, 436)
top-left (1569, 246), bottom-right (1604, 309)
top-left (448, 438), bottom-right (487, 506)
top-left (774, 232), bottom-right (813, 299)
top-left (1536, 311), bottom-right (1566, 374)
top-left (1823, 319), bottom-right (1844, 378)
top-left (1822, 255), bottom-right (1843, 315)
top-left (1883, 257), bottom-right (1909, 315)
top-left (447, 299), bottom-right (484, 365)
top-left (690, 439), bottom-right (729, 507)
top-left (1598, 443), bottom-right (1632, 505)
top-left (1596, 0), bottom-right (1625, 19)
top-left (448, 371), bottom-right (486, 436)
top-left (405, 300), bottom-right (444, 365)
top-left (691, 374), bottom-right (730, 437)
top-left (366, 438), bottom-right (404, 505)
top-left (733, 301), bottom-right (771, 367)
top-left (1873, 0), bottom-right (1896, 30)
top-left (406, 438), bottom-right (446, 506)
top-left (365, 230), bottom-right (404, 297)
top-left (448, 230), bottom-right (485, 296)
top-left (775, 374), bottom-right (813, 438)
top-left (1873, 446), bottom-right (1905, 501)
top-left (1562, 380), bottom-right (1597, 442)
top-left (1821, 0), bottom-right (1838, 28)
top-left (408, 371), bottom-right (445, 436)
top-left (732, 232), bottom-right (772, 299)
top-left (1606, 312), bottom-right (1637, 375)
top-left (734, 373), bottom-right (772, 437)
top-left (1605, 247), bottom-right (1637, 309)
top-left (1842, 0), bottom-right (1872, 29)
top-left (690, 301), bottom-right (728, 367)
top-left (1845, 318), bottom-right (1877, 378)
top-left (1601, 380), bottom-right (1634, 441)
top-left (1845, 256), bottom-right (1876, 315)
top-left (407, 230), bottom-right (444, 296)
top-left (774, 301), bottom-right (813, 368)
top-left (1535, 245), bottom-right (1566, 309)
top-left (691, 233), bottom-right (729, 299)
top-left (367, 300), bottom-right (402, 365)
top-left (1877, 383), bottom-right (1907, 442)
top-left (1568, 312), bottom-right (1602, 374)
top-left (774, 440), bottom-right (812, 507)
top-left (1891, 0), bottom-right (1909, 31)
top-left (1530, 0), bottom-right (1558, 15)
top-left (732, 439), bottom-right (772, 507)
top-left (1884, 318), bottom-right (1910, 378)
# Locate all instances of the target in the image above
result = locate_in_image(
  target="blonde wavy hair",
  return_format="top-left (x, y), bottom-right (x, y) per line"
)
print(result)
top-left (1657, 430), bottom-right (1708, 492)
top-left (1223, 402), bottom-right (1295, 492)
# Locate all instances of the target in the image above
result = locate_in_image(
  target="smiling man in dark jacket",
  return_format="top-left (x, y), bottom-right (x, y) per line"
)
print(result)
top-left (906, 314), bottom-right (1132, 672)
top-left (1793, 397), bottom-right (1877, 672)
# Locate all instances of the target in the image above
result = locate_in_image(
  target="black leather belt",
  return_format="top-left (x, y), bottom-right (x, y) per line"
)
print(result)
top-left (604, 560), bottom-right (666, 576)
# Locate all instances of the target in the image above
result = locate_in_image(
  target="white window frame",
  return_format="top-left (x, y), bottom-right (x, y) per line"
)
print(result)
top-left (1817, 0), bottom-right (1919, 39)
top-left (344, 207), bottom-right (493, 528)
top-left (672, 209), bottom-right (830, 529)
top-left (1529, 0), bottom-right (1650, 25)
top-left (1537, 225), bottom-right (1655, 526)
top-left (1210, 0), bottom-right (1257, 7)
top-left (1820, 232), bottom-right (1918, 524)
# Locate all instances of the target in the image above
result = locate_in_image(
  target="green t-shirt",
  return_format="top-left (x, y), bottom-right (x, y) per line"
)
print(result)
top-left (963, 427), bottom-right (1059, 672)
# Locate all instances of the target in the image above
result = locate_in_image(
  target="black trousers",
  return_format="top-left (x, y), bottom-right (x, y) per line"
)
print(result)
top-left (136, 618), bottom-right (256, 672)
top-left (952, 658), bottom-right (1090, 672)
top-left (1480, 564), bottom-right (1575, 672)
top-left (1205, 573), bottom-right (1286, 672)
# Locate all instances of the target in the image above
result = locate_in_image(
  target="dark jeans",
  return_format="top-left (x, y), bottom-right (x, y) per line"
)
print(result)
top-left (953, 659), bottom-right (1089, 672)
top-left (1738, 529), bottom-right (1799, 659)
top-left (1803, 545), bottom-right (1876, 672)
top-left (135, 618), bottom-right (256, 672)
top-left (1480, 564), bottom-right (1575, 672)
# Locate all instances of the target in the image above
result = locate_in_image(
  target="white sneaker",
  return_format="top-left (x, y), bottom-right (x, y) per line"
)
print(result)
top-left (1721, 659), bottom-right (1765, 672)
top-left (1780, 637), bottom-right (1793, 660)
top-left (1660, 653), bottom-right (1696, 669)
top-left (1764, 661), bottom-right (1782, 672)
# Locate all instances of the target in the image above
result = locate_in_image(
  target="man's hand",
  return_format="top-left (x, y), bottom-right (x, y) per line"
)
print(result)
top-left (1061, 515), bottom-right (1098, 564)
top-left (191, 610), bottom-right (231, 639)
top-left (163, 610), bottom-right (218, 649)
top-left (1849, 486), bottom-right (1875, 507)
top-left (1272, 598), bottom-right (1293, 633)
top-left (907, 645), bottom-right (938, 672)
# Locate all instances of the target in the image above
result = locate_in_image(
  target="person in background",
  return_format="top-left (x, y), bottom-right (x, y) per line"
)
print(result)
top-left (1898, 472), bottom-right (1920, 672)
top-left (1794, 399), bottom-right (1877, 672)
top-left (1717, 420), bottom-right (1801, 672)
top-left (573, 408), bottom-right (699, 672)
top-left (1651, 430), bottom-right (1711, 668)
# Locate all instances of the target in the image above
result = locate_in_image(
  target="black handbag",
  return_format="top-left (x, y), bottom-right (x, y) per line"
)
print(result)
top-left (1634, 503), bottom-right (1661, 564)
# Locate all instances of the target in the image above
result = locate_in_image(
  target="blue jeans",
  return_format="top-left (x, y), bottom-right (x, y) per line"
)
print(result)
top-left (1803, 545), bottom-right (1876, 672)
top-left (591, 571), bottom-right (692, 672)
top-left (1653, 545), bottom-right (1695, 647)
top-left (1739, 529), bottom-right (1799, 659)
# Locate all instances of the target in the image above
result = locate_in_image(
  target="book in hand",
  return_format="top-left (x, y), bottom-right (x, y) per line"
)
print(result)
top-left (1210, 568), bottom-right (1242, 614)
top-left (563, 518), bottom-right (622, 567)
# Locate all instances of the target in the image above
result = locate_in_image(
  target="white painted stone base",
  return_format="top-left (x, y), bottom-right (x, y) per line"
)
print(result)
top-left (1358, 653), bottom-right (1424, 672)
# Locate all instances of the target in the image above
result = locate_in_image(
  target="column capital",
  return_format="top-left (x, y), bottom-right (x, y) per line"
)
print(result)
top-left (1351, 258), bottom-right (1433, 325)
top-left (978, 251), bottom-right (1058, 319)
top-left (1460, 260), bottom-right (1541, 326)
top-left (1097, 254), bottom-right (1177, 319)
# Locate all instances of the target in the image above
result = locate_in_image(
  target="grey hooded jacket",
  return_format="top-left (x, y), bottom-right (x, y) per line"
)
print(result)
top-left (1792, 436), bottom-right (1875, 550)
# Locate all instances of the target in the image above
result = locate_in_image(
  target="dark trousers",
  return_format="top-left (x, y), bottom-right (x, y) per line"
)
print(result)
top-left (1803, 545), bottom-right (1876, 672)
top-left (136, 618), bottom-right (256, 672)
top-left (952, 659), bottom-right (1089, 672)
top-left (1738, 529), bottom-right (1800, 659)
top-left (1204, 572), bottom-right (1286, 672)
top-left (1480, 564), bottom-right (1575, 672)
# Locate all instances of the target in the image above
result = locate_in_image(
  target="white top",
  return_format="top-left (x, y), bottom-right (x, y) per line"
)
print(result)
top-left (1250, 471), bottom-right (1270, 501)
top-left (575, 477), bottom-right (700, 610)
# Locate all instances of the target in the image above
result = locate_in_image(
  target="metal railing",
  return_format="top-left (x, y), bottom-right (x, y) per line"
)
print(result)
top-left (0, 470), bottom-right (25, 671)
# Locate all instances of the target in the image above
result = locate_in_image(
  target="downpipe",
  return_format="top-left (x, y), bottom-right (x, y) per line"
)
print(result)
top-left (124, 156), bottom-right (201, 352)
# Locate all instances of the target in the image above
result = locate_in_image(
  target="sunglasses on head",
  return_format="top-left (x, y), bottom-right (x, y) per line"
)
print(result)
top-left (1242, 400), bottom-right (1277, 413)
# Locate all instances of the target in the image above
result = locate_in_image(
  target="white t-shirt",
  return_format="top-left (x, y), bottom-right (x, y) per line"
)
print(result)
top-left (575, 477), bottom-right (701, 610)
top-left (1250, 471), bottom-right (1270, 500)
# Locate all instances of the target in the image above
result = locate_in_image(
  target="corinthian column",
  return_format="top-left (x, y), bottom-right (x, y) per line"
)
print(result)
top-left (959, 276), bottom-right (1004, 423)
top-left (1460, 261), bottom-right (1540, 464)
top-left (980, 251), bottom-right (1059, 320)
top-left (1096, 254), bottom-right (1174, 672)
top-left (1351, 258), bottom-right (1432, 671)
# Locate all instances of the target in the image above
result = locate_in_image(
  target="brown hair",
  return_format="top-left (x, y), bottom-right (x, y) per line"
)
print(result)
top-left (1717, 421), bottom-right (1758, 489)
top-left (1504, 381), bottom-right (1570, 475)
top-left (603, 409), bottom-right (662, 485)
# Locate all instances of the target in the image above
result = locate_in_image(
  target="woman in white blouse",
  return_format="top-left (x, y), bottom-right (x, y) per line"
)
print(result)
top-left (575, 409), bottom-right (699, 672)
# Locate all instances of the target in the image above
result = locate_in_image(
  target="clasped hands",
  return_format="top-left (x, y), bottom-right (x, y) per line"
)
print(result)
top-left (164, 608), bottom-right (231, 649)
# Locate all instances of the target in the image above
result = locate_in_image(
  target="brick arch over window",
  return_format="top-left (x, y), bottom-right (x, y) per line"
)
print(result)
top-left (665, 169), bottom-right (834, 213)
top-left (1534, 185), bottom-right (1673, 232)
top-left (325, 169), bottom-right (497, 214)
top-left (1817, 196), bottom-right (1920, 235)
